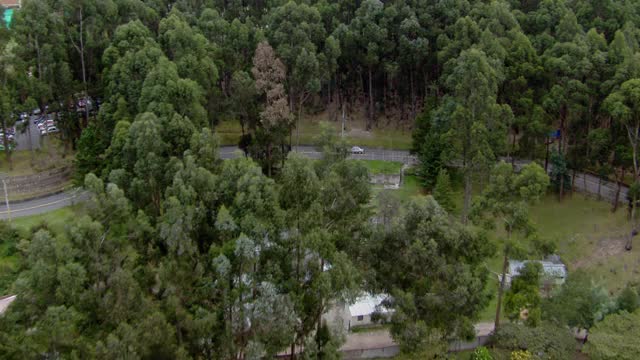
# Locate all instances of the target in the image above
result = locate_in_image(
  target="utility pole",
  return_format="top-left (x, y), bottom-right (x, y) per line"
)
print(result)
top-left (0, 174), bottom-right (10, 222)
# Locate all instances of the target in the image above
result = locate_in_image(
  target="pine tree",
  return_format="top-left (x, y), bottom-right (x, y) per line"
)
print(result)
top-left (433, 169), bottom-right (455, 213)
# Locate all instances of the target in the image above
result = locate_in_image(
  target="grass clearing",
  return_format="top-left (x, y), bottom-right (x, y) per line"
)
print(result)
top-left (381, 168), bottom-right (637, 323)
top-left (11, 205), bottom-right (81, 236)
top-left (0, 136), bottom-right (74, 176)
top-left (394, 173), bottom-right (423, 202)
top-left (215, 110), bottom-right (413, 150)
top-left (475, 194), bottom-right (633, 323)
top-left (360, 160), bottom-right (403, 175)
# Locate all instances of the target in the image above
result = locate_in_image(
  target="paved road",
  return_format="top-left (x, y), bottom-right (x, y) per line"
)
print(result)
top-left (220, 145), bottom-right (416, 163)
top-left (0, 189), bottom-right (88, 220)
top-left (0, 146), bottom-right (414, 220)
top-left (0, 147), bottom-right (629, 220)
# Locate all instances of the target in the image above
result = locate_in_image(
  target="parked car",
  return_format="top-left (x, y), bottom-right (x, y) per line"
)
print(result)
top-left (47, 126), bottom-right (59, 133)
top-left (32, 108), bottom-right (41, 115)
top-left (351, 146), bottom-right (365, 154)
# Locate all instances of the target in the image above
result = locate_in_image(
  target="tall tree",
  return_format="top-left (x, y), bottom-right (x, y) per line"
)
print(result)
top-left (472, 161), bottom-right (549, 330)
top-left (349, 0), bottom-right (387, 129)
top-left (266, 1), bottom-right (324, 146)
top-left (443, 48), bottom-right (509, 222)
top-left (368, 196), bottom-right (492, 355)
top-left (251, 41), bottom-right (292, 176)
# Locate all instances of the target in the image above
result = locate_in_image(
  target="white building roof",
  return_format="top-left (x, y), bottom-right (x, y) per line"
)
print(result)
top-left (349, 294), bottom-right (390, 317)
top-left (509, 260), bottom-right (567, 279)
top-left (0, 295), bottom-right (16, 315)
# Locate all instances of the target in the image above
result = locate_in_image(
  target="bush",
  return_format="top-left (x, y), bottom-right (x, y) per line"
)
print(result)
top-left (470, 346), bottom-right (493, 360)
top-left (510, 350), bottom-right (532, 360)
top-left (492, 323), bottom-right (574, 359)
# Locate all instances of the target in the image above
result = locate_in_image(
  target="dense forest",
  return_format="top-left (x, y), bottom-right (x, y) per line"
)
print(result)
top-left (1, 0), bottom-right (640, 215)
top-left (0, 0), bottom-right (640, 358)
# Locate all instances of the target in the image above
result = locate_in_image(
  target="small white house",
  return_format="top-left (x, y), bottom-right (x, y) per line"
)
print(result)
top-left (0, 295), bottom-right (16, 316)
top-left (347, 294), bottom-right (392, 329)
top-left (322, 293), bottom-right (394, 332)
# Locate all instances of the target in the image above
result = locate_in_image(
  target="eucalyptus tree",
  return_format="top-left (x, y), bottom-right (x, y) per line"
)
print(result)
top-left (471, 161), bottom-right (549, 330)
top-left (158, 9), bottom-right (219, 124)
top-left (277, 151), bottom-right (368, 358)
top-left (604, 78), bottom-right (640, 234)
top-left (348, 0), bottom-right (387, 129)
top-left (251, 41), bottom-right (292, 176)
top-left (368, 196), bottom-right (492, 355)
top-left (266, 1), bottom-right (324, 145)
top-left (0, 38), bottom-right (18, 169)
top-left (99, 20), bottom-right (163, 138)
top-left (442, 48), bottom-right (509, 222)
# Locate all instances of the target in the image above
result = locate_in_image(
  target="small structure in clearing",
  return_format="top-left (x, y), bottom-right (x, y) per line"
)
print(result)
top-left (506, 256), bottom-right (567, 292)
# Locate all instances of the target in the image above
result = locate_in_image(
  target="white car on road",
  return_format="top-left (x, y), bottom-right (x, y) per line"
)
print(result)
top-left (351, 146), bottom-right (365, 154)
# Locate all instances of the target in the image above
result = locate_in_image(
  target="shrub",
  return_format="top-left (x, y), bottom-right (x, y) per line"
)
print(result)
top-left (470, 346), bottom-right (493, 360)
top-left (510, 350), bottom-right (532, 360)
top-left (492, 323), bottom-right (574, 359)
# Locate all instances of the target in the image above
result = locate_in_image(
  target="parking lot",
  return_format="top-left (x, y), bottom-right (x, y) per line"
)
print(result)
top-left (7, 113), bottom-right (61, 152)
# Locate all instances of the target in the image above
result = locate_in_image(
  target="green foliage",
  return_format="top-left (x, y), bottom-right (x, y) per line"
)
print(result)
top-left (413, 108), bottom-right (446, 189)
top-left (473, 161), bottom-right (549, 235)
top-left (505, 262), bottom-right (542, 326)
top-left (74, 125), bottom-right (104, 184)
top-left (0, 221), bottom-right (19, 294)
top-left (616, 285), bottom-right (640, 313)
top-left (492, 323), bottom-right (575, 360)
top-left (584, 310), bottom-right (640, 360)
top-left (510, 350), bottom-right (532, 360)
top-left (543, 270), bottom-right (616, 330)
top-left (470, 346), bottom-right (494, 360)
top-left (433, 169), bottom-right (455, 213)
top-left (368, 196), bottom-right (493, 352)
top-left (9, 0), bottom-right (640, 357)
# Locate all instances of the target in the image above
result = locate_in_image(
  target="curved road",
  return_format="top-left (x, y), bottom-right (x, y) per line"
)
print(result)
top-left (220, 145), bottom-right (415, 163)
top-left (0, 146), bottom-right (414, 219)
top-left (0, 146), bottom-right (628, 219)
top-left (0, 189), bottom-right (89, 220)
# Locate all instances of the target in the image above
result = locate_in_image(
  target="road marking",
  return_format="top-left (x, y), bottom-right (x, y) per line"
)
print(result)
top-left (0, 195), bottom-right (79, 215)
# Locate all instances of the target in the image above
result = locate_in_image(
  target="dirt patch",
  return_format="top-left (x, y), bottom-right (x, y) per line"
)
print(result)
top-left (346, 128), bottom-right (373, 138)
top-left (572, 235), bottom-right (628, 269)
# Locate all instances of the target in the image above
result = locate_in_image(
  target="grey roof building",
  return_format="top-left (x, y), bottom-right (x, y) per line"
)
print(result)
top-left (505, 258), bottom-right (567, 288)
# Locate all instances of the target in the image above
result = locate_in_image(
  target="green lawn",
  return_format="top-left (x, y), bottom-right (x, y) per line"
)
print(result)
top-left (215, 112), bottom-right (413, 150)
top-left (383, 169), bottom-right (637, 323)
top-left (395, 173), bottom-right (423, 201)
top-left (11, 205), bottom-right (80, 236)
top-left (360, 160), bottom-right (403, 175)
